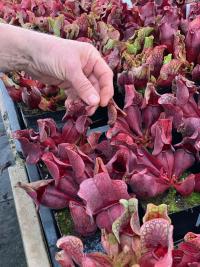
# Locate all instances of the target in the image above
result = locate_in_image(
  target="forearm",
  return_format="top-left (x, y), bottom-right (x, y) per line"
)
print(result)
top-left (0, 23), bottom-right (33, 72)
top-left (0, 23), bottom-right (69, 74)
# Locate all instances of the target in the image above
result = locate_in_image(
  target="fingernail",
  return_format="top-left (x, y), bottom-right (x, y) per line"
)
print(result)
top-left (87, 94), bottom-right (100, 106)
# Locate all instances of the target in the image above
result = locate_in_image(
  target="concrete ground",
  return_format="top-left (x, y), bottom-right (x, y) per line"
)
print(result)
top-left (0, 117), bottom-right (27, 267)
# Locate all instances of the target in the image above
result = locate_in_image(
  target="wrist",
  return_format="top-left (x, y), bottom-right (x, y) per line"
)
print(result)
top-left (0, 24), bottom-right (32, 72)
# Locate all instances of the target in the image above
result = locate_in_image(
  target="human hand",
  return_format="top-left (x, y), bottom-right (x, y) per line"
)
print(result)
top-left (0, 24), bottom-right (114, 112)
top-left (25, 31), bottom-right (114, 111)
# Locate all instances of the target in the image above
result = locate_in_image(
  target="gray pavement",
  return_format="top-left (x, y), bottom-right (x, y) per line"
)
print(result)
top-left (0, 118), bottom-right (27, 267)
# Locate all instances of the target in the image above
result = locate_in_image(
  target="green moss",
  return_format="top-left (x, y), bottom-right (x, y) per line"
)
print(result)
top-left (164, 188), bottom-right (180, 213)
top-left (180, 171), bottom-right (190, 180)
top-left (55, 209), bottom-right (74, 236)
top-left (141, 188), bottom-right (200, 214)
top-left (184, 192), bottom-right (200, 207)
top-left (154, 188), bottom-right (180, 213)
top-left (138, 87), bottom-right (145, 95)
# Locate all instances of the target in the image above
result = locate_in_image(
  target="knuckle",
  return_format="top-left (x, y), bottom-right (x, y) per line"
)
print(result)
top-left (85, 42), bottom-right (95, 51)
top-left (100, 69), bottom-right (113, 80)
top-left (78, 80), bottom-right (91, 93)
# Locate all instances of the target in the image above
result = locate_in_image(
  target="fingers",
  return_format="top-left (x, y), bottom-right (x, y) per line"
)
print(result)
top-left (88, 73), bottom-right (100, 95)
top-left (87, 74), bottom-right (99, 114)
top-left (65, 88), bottom-right (98, 115)
top-left (93, 57), bottom-right (114, 107)
top-left (99, 70), bottom-right (114, 107)
top-left (70, 68), bottom-right (100, 106)
top-left (87, 106), bottom-right (98, 116)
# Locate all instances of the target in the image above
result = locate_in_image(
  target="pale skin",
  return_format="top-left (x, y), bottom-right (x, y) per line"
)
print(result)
top-left (0, 24), bottom-right (114, 113)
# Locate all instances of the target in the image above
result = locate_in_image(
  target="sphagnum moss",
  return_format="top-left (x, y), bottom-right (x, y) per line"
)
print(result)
top-left (142, 188), bottom-right (200, 214)
top-left (55, 209), bottom-right (74, 236)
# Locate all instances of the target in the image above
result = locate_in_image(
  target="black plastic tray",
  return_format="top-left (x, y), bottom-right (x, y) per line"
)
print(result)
top-left (15, 77), bottom-right (124, 131)
top-left (16, 103), bottom-right (66, 130)
top-left (0, 83), bottom-right (60, 267)
top-left (16, 102), bottom-right (108, 131)
top-left (170, 205), bottom-right (200, 241)
top-left (2, 80), bottom-right (200, 264)
top-left (140, 197), bottom-right (200, 242)
top-left (0, 82), bottom-right (111, 265)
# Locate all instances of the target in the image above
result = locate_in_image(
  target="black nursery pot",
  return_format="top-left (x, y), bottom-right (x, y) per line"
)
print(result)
top-left (140, 191), bottom-right (200, 243)
top-left (16, 102), bottom-right (108, 130)
top-left (3, 79), bottom-right (199, 262)
top-left (16, 103), bottom-right (66, 130)
top-left (15, 79), bottom-right (125, 130)
top-left (170, 205), bottom-right (200, 242)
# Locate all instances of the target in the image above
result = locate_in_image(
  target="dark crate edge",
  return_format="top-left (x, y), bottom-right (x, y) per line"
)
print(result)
top-left (0, 80), bottom-right (22, 152)
top-left (25, 163), bottom-right (61, 267)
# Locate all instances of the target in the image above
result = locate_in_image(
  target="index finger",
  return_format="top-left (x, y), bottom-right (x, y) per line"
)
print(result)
top-left (93, 56), bottom-right (114, 107)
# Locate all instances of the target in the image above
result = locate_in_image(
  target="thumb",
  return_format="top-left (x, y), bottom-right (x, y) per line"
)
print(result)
top-left (71, 69), bottom-right (100, 106)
